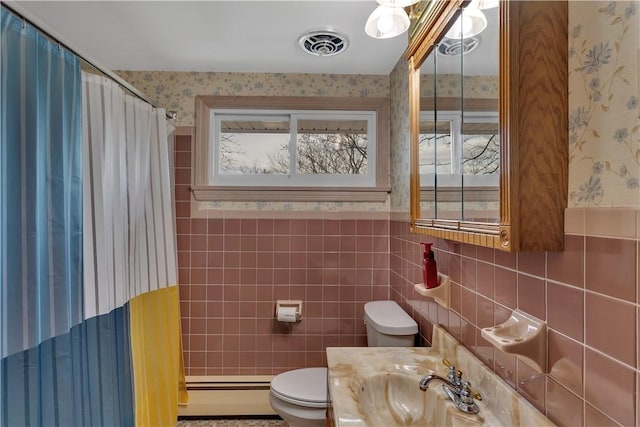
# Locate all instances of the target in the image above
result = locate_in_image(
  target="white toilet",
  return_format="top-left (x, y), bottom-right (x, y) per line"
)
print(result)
top-left (269, 300), bottom-right (418, 426)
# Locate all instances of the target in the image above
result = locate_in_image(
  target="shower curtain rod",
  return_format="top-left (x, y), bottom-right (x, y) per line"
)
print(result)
top-left (2, 2), bottom-right (177, 121)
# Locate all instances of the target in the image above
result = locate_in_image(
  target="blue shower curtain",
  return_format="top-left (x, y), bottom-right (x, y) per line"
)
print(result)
top-left (1, 7), bottom-right (133, 426)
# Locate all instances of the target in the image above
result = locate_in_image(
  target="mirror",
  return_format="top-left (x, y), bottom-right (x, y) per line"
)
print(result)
top-left (417, 5), bottom-right (500, 223)
top-left (408, 1), bottom-right (569, 251)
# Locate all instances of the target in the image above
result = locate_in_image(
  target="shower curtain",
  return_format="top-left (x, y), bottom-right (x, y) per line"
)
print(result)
top-left (82, 72), bottom-right (187, 425)
top-left (1, 6), bottom-right (185, 426)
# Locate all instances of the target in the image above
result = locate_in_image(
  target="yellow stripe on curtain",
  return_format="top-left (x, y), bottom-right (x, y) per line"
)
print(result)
top-left (130, 285), bottom-right (188, 426)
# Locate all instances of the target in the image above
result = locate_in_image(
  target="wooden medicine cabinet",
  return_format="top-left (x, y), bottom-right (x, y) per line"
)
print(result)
top-left (407, 0), bottom-right (568, 252)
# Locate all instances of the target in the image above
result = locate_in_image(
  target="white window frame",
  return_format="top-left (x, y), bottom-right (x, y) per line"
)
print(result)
top-left (210, 109), bottom-right (377, 187)
top-left (193, 96), bottom-right (390, 202)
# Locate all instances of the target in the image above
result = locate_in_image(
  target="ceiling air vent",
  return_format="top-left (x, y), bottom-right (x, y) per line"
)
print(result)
top-left (299, 30), bottom-right (349, 57)
top-left (438, 36), bottom-right (481, 56)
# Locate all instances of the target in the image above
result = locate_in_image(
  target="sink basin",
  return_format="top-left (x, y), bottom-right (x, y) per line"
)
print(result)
top-left (327, 326), bottom-right (556, 426)
top-left (356, 372), bottom-right (486, 427)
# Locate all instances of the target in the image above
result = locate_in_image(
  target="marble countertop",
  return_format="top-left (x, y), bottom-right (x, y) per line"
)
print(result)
top-left (326, 325), bottom-right (555, 427)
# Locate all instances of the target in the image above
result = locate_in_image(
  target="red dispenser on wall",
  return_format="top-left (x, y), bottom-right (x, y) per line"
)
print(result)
top-left (420, 242), bottom-right (438, 289)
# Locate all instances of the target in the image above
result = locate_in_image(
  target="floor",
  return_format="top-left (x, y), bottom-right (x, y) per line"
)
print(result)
top-left (176, 418), bottom-right (287, 426)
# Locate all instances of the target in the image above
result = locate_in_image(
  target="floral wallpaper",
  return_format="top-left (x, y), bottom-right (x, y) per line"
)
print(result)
top-left (420, 74), bottom-right (499, 98)
top-left (114, 71), bottom-right (392, 213)
top-left (568, 1), bottom-right (639, 207)
top-left (119, 1), bottom-right (640, 212)
top-left (115, 71), bottom-right (389, 128)
top-left (390, 0), bottom-right (640, 212)
top-left (197, 200), bottom-right (389, 213)
top-left (117, 70), bottom-right (495, 213)
top-left (389, 57), bottom-right (411, 212)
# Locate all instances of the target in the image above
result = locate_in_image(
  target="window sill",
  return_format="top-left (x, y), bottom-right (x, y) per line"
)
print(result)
top-left (420, 186), bottom-right (498, 203)
top-left (191, 185), bottom-right (390, 202)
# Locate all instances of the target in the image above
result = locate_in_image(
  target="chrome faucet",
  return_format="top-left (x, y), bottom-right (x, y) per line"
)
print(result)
top-left (419, 359), bottom-right (482, 415)
top-left (419, 373), bottom-right (457, 391)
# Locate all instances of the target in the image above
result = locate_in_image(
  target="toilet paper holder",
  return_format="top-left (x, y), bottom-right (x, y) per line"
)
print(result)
top-left (275, 300), bottom-right (303, 321)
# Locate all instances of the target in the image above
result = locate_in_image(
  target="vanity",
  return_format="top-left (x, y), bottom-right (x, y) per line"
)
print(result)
top-left (326, 325), bottom-right (554, 426)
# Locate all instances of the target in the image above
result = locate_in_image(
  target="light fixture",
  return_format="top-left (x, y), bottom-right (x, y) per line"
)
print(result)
top-left (365, 5), bottom-right (410, 39)
top-left (445, 7), bottom-right (487, 39)
top-left (376, 0), bottom-right (420, 7)
top-left (470, 0), bottom-right (500, 10)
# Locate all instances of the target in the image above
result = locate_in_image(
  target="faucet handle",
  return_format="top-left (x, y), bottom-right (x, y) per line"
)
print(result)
top-left (443, 359), bottom-right (463, 383)
top-left (460, 381), bottom-right (483, 402)
top-left (442, 358), bottom-right (462, 375)
top-left (456, 381), bottom-right (482, 415)
top-left (447, 366), bottom-right (462, 381)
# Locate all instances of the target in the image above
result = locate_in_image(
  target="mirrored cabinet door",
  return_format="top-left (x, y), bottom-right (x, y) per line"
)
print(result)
top-left (434, 35), bottom-right (464, 221)
top-left (460, 5), bottom-right (500, 223)
top-left (415, 3), bottom-right (500, 226)
top-left (418, 51), bottom-right (436, 220)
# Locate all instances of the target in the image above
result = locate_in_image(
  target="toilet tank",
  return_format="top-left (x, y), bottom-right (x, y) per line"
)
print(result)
top-left (363, 301), bottom-right (418, 347)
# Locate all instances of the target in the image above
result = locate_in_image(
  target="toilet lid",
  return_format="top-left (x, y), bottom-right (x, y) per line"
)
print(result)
top-left (271, 367), bottom-right (328, 408)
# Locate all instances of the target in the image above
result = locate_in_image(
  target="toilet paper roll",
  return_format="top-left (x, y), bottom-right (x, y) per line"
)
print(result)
top-left (277, 306), bottom-right (298, 322)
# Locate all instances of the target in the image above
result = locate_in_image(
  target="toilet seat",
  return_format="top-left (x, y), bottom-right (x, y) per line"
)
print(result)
top-left (270, 367), bottom-right (328, 408)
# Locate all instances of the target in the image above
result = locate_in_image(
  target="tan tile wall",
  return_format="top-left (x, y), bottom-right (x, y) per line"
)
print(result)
top-left (391, 208), bottom-right (640, 427)
top-left (175, 134), bottom-right (389, 376)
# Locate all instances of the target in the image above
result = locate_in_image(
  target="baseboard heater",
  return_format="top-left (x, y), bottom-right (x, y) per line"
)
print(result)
top-left (178, 375), bottom-right (277, 417)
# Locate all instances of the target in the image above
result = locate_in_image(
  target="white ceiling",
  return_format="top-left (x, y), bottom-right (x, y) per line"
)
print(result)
top-left (7, 0), bottom-right (412, 75)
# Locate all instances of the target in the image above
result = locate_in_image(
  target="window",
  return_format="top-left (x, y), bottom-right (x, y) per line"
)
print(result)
top-left (193, 96), bottom-right (390, 202)
top-left (211, 111), bottom-right (375, 187)
top-left (419, 110), bottom-right (499, 187)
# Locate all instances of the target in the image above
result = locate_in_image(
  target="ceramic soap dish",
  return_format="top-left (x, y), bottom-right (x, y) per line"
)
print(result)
top-left (481, 309), bottom-right (547, 373)
top-left (414, 273), bottom-right (449, 309)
